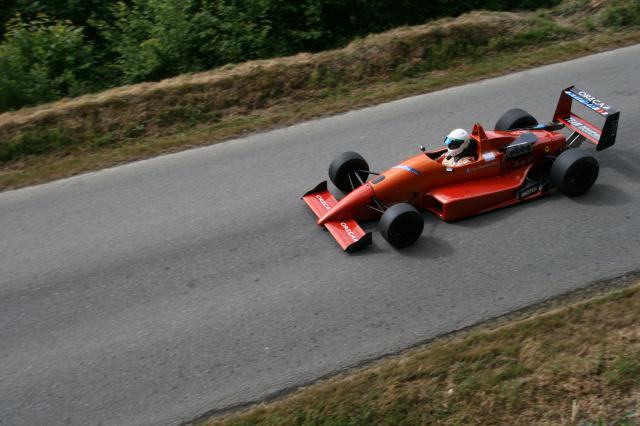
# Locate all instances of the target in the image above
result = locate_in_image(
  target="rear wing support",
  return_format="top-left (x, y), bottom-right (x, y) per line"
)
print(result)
top-left (553, 85), bottom-right (620, 151)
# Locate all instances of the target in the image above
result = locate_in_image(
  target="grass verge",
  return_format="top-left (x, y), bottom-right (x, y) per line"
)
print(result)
top-left (195, 276), bottom-right (640, 426)
top-left (1, 0), bottom-right (640, 190)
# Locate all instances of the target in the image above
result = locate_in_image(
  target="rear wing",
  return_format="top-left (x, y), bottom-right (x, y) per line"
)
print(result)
top-left (553, 85), bottom-right (620, 151)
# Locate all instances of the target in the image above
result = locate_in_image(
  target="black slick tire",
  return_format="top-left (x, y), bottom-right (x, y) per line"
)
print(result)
top-left (379, 203), bottom-right (424, 248)
top-left (495, 108), bottom-right (538, 131)
top-left (551, 149), bottom-right (599, 197)
top-left (328, 151), bottom-right (369, 193)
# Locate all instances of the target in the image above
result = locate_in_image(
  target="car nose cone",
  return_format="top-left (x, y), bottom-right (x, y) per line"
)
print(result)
top-left (317, 184), bottom-right (374, 225)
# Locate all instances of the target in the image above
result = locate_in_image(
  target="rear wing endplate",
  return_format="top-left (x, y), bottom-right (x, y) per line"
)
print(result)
top-left (553, 85), bottom-right (620, 151)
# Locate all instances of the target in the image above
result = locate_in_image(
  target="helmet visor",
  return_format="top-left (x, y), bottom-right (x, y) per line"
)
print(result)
top-left (444, 136), bottom-right (465, 150)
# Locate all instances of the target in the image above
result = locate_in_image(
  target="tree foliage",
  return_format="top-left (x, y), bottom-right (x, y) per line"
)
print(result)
top-left (0, 15), bottom-right (95, 111)
top-left (0, 0), bottom-right (563, 112)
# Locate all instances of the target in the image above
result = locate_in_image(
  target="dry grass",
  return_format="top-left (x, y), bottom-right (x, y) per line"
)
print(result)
top-left (0, 0), bottom-right (639, 190)
top-left (0, 11), bottom-right (522, 140)
top-left (196, 282), bottom-right (640, 426)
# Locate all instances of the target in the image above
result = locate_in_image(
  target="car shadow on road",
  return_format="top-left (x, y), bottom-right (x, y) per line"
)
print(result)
top-left (570, 183), bottom-right (631, 207)
top-left (389, 216), bottom-right (457, 259)
top-left (442, 179), bottom-right (632, 231)
top-left (350, 179), bottom-right (630, 257)
top-left (600, 148), bottom-right (640, 182)
top-left (349, 241), bottom-right (386, 256)
top-left (355, 217), bottom-right (456, 259)
top-left (394, 234), bottom-right (456, 259)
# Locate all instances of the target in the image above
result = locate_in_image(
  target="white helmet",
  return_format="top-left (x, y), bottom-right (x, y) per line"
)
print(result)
top-left (444, 128), bottom-right (470, 157)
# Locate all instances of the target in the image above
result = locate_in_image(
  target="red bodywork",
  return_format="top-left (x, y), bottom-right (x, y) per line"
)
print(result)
top-left (303, 124), bottom-right (565, 251)
top-left (302, 86), bottom-right (620, 251)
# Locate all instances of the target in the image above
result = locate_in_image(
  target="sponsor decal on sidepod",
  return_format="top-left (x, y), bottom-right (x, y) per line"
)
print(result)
top-left (518, 185), bottom-right (542, 199)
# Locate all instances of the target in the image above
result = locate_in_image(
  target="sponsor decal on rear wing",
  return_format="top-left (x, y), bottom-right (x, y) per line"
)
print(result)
top-left (564, 87), bottom-right (613, 116)
top-left (553, 85), bottom-right (620, 151)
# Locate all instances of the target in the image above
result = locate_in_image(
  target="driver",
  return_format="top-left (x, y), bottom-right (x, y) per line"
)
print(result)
top-left (439, 128), bottom-right (476, 167)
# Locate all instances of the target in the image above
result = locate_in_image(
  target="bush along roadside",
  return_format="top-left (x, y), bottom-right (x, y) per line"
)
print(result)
top-left (0, 0), bottom-right (639, 190)
top-left (0, 0), bottom-right (564, 112)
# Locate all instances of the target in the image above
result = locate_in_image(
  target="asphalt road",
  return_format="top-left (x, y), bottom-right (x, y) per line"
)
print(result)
top-left (2, 45), bottom-right (640, 426)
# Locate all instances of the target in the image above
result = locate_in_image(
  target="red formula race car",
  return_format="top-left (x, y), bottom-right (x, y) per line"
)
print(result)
top-left (302, 86), bottom-right (620, 252)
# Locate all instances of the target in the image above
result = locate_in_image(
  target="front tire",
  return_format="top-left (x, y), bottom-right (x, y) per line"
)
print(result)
top-left (328, 151), bottom-right (369, 193)
top-left (495, 108), bottom-right (538, 131)
top-left (551, 149), bottom-right (599, 197)
top-left (379, 203), bottom-right (424, 248)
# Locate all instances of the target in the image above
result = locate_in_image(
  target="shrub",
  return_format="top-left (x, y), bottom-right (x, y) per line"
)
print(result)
top-left (95, 0), bottom-right (206, 84)
top-left (0, 128), bottom-right (73, 163)
top-left (0, 0), bottom-right (576, 111)
top-left (0, 15), bottom-right (95, 111)
top-left (599, 1), bottom-right (640, 27)
top-left (97, 0), bottom-right (280, 84)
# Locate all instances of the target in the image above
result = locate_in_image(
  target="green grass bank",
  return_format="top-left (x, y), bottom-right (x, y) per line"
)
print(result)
top-left (0, 0), bottom-right (639, 190)
top-left (196, 278), bottom-right (640, 426)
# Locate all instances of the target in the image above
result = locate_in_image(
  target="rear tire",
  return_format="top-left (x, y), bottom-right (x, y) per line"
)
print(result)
top-left (495, 108), bottom-right (538, 131)
top-left (379, 203), bottom-right (424, 248)
top-left (328, 151), bottom-right (369, 193)
top-left (551, 149), bottom-right (599, 197)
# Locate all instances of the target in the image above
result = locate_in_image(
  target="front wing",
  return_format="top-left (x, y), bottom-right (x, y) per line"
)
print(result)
top-left (302, 181), bottom-right (372, 252)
